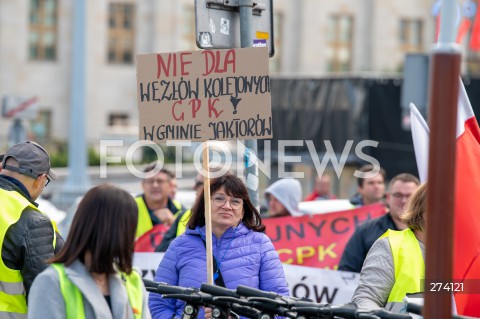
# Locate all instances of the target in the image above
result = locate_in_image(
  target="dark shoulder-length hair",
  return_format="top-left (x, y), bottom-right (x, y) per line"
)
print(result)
top-left (49, 184), bottom-right (138, 274)
top-left (187, 173), bottom-right (265, 232)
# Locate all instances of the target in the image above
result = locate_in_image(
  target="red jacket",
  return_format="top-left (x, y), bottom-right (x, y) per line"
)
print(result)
top-left (304, 191), bottom-right (336, 201)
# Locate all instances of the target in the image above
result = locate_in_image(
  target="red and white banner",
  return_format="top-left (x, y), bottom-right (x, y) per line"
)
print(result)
top-left (410, 80), bottom-right (480, 316)
top-left (135, 224), bottom-right (169, 252)
top-left (263, 204), bottom-right (386, 269)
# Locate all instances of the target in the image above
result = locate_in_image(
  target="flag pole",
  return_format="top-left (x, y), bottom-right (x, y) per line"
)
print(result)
top-left (202, 142), bottom-right (214, 284)
top-left (425, 0), bottom-right (460, 318)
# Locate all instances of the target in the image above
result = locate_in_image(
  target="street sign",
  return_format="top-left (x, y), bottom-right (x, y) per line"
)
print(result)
top-left (195, 0), bottom-right (274, 57)
top-left (1, 96), bottom-right (39, 120)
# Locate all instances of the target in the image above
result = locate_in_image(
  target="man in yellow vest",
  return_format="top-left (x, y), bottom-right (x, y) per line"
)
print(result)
top-left (135, 163), bottom-right (185, 239)
top-left (0, 141), bottom-right (64, 317)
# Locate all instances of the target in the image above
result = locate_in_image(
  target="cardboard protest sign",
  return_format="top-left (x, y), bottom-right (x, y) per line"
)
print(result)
top-left (136, 47), bottom-right (272, 142)
top-left (263, 203), bottom-right (386, 269)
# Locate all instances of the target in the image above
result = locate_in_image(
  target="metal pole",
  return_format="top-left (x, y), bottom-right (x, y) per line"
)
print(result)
top-left (8, 119), bottom-right (26, 147)
top-left (63, 0), bottom-right (90, 201)
top-left (239, 0), bottom-right (259, 208)
top-left (424, 0), bottom-right (460, 318)
top-left (364, 0), bottom-right (374, 71)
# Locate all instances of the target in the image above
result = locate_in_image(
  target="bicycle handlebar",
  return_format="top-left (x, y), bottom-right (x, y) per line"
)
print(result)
top-left (321, 304), bottom-right (358, 318)
top-left (144, 279), bottom-right (434, 319)
top-left (143, 279), bottom-right (198, 295)
top-left (291, 304), bottom-right (413, 319)
top-left (406, 302), bottom-right (478, 319)
top-left (213, 296), bottom-right (262, 318)
top-left (236, 285), bottom-right (280, 300)
top-left (200, 283), bottom-right (240, 298)
top-left (405, 302), bottom-right (422, 316)
top-left (143, 278), bottom-right (162, 292)
top-left (369, 309), bottom-right (412, 319)
top-left (146, 281), bottom-right (262, 318)
top-left (201, 284), bottom-right (298, 318)
top-left (291, 305), bottom-right (363, 319)
top-left (162, 292), bottom-right (213, 304)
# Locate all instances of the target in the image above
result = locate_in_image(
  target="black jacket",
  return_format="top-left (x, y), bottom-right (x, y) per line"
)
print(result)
top-left (349, 193), bottom-right (364, 206)
top-left (155, 209), bottom-right (189, 252)
top-left (338, 213), bottom-right (398, 273)
top-left (0, 176), bottom-right (64, 295)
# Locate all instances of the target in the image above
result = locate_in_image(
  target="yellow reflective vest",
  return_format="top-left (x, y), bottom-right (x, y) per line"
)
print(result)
top-left (135, 196), bottom-right (183, 239)
top-left (0, 188), bottom-right (57, 316)
top-left (176, 209), bottom-right (191, 237)
top-left (381, 228), bottom-right (424, 304)
top-left (51, 263), bottom-right (143, 319)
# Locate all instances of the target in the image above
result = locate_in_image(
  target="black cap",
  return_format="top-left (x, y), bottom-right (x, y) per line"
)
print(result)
top-left (1, 141), bottom-right (57, 180)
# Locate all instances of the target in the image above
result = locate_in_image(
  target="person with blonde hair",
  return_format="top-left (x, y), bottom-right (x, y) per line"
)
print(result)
top-left (352, 183), bottom-right (427, 313)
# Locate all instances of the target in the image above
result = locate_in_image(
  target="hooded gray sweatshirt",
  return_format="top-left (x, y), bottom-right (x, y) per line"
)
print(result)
top-left (265, 178), bottom-right (302, 216)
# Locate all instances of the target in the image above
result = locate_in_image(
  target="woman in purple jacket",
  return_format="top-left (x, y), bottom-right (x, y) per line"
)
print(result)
top-left (148, 173), bottom-right (289, 319)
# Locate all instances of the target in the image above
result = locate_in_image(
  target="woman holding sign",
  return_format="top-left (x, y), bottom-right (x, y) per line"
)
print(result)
top-left (148, 173), bottom-right (288, 319)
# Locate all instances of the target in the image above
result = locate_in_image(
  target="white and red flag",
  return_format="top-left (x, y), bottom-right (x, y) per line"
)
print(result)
top-left (410, 80), bottom-right (480, 316)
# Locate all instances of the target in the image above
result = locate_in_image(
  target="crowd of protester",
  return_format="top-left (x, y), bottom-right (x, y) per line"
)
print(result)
top-left (0, 141), bottom-right (439, 318)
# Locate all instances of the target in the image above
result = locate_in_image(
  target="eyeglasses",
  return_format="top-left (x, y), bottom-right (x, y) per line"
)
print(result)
top-left (3, 164), bottom-right (51, 187)
top-left (212, 195), bottom-right (243, 210)
top-left (143, 178), bottom-right (168, 185)
top-left (44, 175), bottom-right (51, 187)
top-left (391, 193), bottom-right (411, 200)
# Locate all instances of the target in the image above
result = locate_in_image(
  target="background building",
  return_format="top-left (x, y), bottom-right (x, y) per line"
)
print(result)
top-left (0, 0), bottom-right (438, 146)
top-left (2, 0), bottom-right (475, 201)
